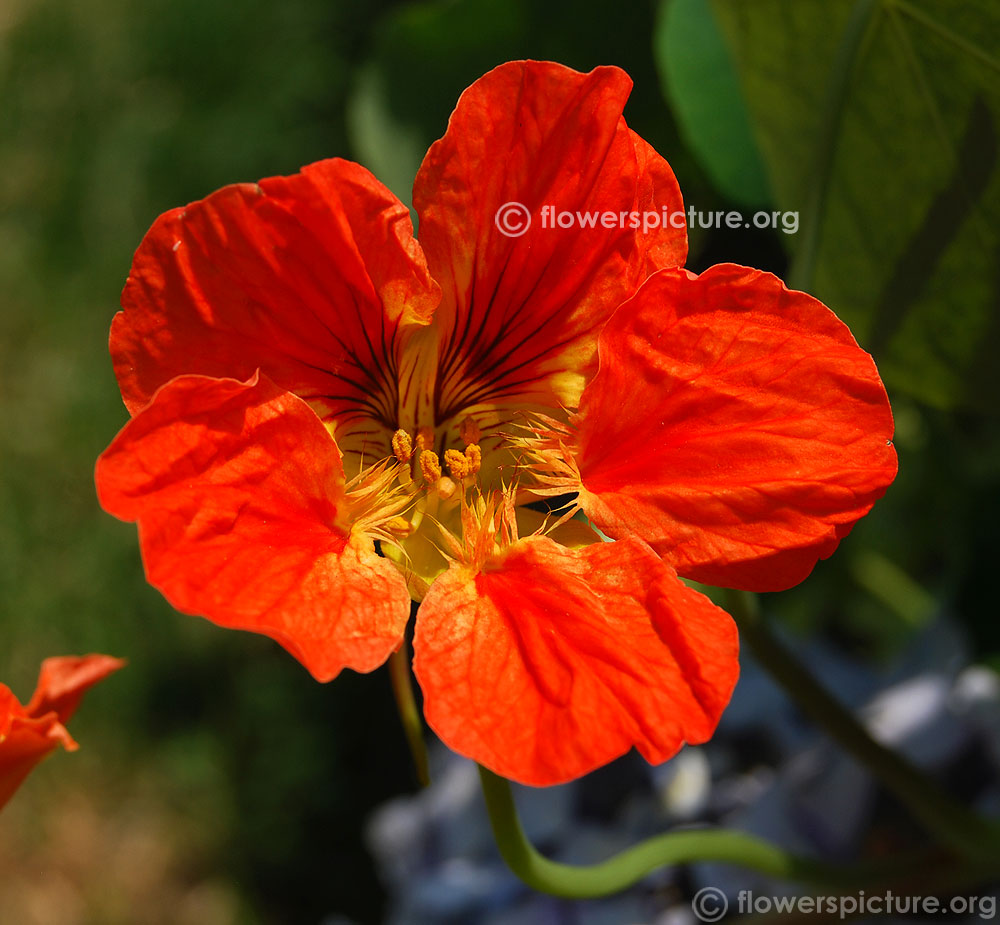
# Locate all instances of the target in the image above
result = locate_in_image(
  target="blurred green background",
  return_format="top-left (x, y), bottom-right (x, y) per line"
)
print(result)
top-left (1, 0), bottom-right (997, 921)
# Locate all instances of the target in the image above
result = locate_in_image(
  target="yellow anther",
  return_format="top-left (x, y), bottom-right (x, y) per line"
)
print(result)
top-left (444, 448), bottom-right (473, 480)
top-left (415, 426), bottom-right (435, 452)
top-left (460, 416), bottom-right (481, 445)
top-left (386, 516), bottom-right (413, 537)
top-left (419, 449), bottom-right (442, 483)
top-left (444, 443), bottom-right (482, 480)
top-left (464, 443), bottom-right (482, 476)
top-left (391, 429), bottom-right (413, 463)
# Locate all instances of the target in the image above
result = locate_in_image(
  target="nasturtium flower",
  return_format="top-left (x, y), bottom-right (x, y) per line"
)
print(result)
top-left (0, 655), bottom-right (124, 809)
top-left (96, 61), bottom-right (896, 786)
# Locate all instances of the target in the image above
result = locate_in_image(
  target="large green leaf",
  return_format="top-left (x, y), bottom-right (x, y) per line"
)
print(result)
top-left (711, 0), bottom-right (1000, 411)
top-left (653, 0), bottom-right (771, 207)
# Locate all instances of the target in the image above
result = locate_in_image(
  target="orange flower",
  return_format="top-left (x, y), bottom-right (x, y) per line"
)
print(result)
top-left (96, 62), bottom-right (895, 785)
top-left (0, 655), bottom-right (125, 810)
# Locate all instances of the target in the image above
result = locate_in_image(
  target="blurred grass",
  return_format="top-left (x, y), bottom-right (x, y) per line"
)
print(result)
top-left (0, 0), bottom-right (414, 921)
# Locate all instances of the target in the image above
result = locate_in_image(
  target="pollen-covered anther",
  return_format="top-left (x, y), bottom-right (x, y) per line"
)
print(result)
top-left (386, 515), bottom-right (413, 538)
top-left (459, 416), bottom-right (481, 445)
top-left (391, 429), bottom-right (413, 464)
top-left (444, 448), bottom-right (471, 480)
top-left (419, 450), bottom-right (442, 483)
top-left (444, 443), bottom-right (482, 481)
top-left (464, 443), bottom-right (482, 475)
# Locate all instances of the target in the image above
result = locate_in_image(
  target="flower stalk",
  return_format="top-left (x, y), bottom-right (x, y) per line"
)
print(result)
top-left (388, 641), bottom-right (430, 787)
top-left (478, 765), bottom-right (935, 899)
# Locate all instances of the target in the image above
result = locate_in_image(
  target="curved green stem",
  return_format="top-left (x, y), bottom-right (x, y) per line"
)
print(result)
top-left (479, 765), bottom-right (903, 899)
top-left (727, 590), bottom-right (1000, 859)
top-left (388, 643), bottom-right (429, 787)
top-left (476, 590), bottom-right (1000, 899)
top-left (788, 0), bottom-right (881, 291)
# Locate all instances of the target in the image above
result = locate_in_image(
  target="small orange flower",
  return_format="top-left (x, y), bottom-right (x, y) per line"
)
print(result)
top-left (96, 61), bottom-right (896, 785)
top-left (0, 655), bottom-right (125, 810)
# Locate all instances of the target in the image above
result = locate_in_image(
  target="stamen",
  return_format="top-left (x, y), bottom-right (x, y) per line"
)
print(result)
top-left (444, 448), bottom-right (472, 480)
top-left (386, 516), bottom-right (413, 537)
top-left (459, 416), bottom-right (481, 445)
top-left (452, 486), bottom-right (519, 569)
top-left (436, 476), bottom-right (457, 501)
top-left (419, 450), bottom-right (442, 483)
top-left (341, 459), bottom-right (415, 545)
top-left (444, 443), bottom-right (482, 481)
top-left (509, 415), bottom-right (581, 496)
top-left (415, 426), bottom-right (435, 452)
top-left (391, 429), bottom-right (413, 463)
top-left (464, 443), bottom-right (482, 475)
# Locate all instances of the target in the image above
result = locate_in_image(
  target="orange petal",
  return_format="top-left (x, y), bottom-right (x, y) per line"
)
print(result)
top-left (412, 536), bottom-right (738, 786)
top-left (0, 714), bottom-right (70, 810)
top-left (25, 655), bottom-right (127, 725)
top-left (574, 265), bottom-right (898, 591)
top-left (96, 373), bottom-right (411, 681)
top-left (414, 61), bottom-right (686, 418)
top-left (112, 158), bottom-right (439, 452)
top-left (0, 655), bottom-right (124, 810)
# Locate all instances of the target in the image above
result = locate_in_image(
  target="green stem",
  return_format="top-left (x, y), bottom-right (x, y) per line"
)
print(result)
top-left (388, 643), bottom-right (429, 787)
top-left (788, 0), bottom-right (881, 291)
top-left (479, 765), bottom-right (905, 899)
top-left (727, 590), bottom-right (1000, 859)
top-left (476, 593), bottom-right (1000, 899)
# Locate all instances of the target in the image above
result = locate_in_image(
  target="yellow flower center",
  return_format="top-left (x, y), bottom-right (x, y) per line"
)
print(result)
top-left (358, 420), bottom-right (495, 598)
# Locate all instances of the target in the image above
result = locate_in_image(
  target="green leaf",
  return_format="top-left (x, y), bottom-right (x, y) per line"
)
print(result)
top-left (711, 0), bottom-right (1000, 411)
top-left (653, 0), bottom-right (771, 208)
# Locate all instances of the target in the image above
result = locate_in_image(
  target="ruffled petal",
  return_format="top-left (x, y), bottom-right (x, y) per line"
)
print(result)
top-left (25, 655), bottom-right (127, 724)
top-left (0, 655), bottom-right (124, 810)
top-left (414, 61), bottom-right (686, 420)
top-left (573, 265), bottom-right (898, 591)
top-left (96, 373), bottom-right (411, 681)
top-left (412, 535), bottom-right (738, 786)
top-left (0, 713), bottom-right (71, 810)
top-left (112, 158), bottom-right (440, 457)
top-left (0, 688), bottom-right (16, 741)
